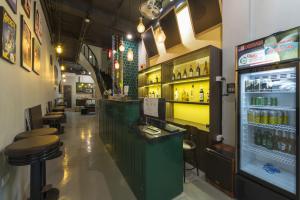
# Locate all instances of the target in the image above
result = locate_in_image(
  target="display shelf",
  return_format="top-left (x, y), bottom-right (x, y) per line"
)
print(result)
top-left (244, 90), bottom-right (295, 94)
top-left (164, 76), bottom-right (209, 85)
top-left (241, 161), bottom-right (295, 194)
top-left (166, 118), bottom-right (209, 132)
top-left (143, 82), bottom-right (161, 87)
top-left (166, 100), bottom-right (209, 105)
top-left (246, 122), bottom-right (296, 132)
top-left (244, 106), bottom-right (296, 112)
top-left (243, 144), bottom-right (295, 166)
top-left (138, 66), bottom-right (161, 74)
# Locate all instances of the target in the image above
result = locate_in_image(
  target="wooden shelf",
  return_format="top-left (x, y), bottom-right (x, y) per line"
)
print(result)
top-left (163, 76), bottom-right (209, 85)
top-left (166, 100), bottom-right (209, 105)
top-left (138, 82), bottom-right (161, 88)
top-left (166, 118), bottom-right (209, 132)
top-left (138, 66), bottom-right (161, 74)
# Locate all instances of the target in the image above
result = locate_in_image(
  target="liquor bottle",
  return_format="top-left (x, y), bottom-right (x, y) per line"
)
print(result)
top-left (200, 88), bottom-right (204, 102)
top-left (183, 69), bottom-right (187, 79)
top-left (177, 70), bottom-right (181, 80)
top-left (174, 88), bottom-right (179, 101)
top-left (287, 133), bottom-right (296, 155)
top-left (186, 92), bottom-right (189, 102)
top-left (190, 85), bottom-right (194, 102)
top-left (189, 65), bottom-right (193, 77)
top-left (196, 64), bottom-right (200, 77)
top-left (203, 61), bottom-right (209, 75)
top-left (182, 90), bottom-right (186, 101)
top-left (156, 75), bottom-right (159, 83)
top-left (172, 72), bottom-right (176, 81)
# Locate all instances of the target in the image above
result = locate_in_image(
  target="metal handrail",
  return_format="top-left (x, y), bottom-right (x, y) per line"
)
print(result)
top-left (81, 44), bottom-right (109, 94)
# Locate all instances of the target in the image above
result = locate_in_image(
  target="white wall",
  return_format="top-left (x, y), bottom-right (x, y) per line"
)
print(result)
top-left (63, 73), bottom-right (95, 107)
top-left (0, 0), bottom-right (57, 199)
top-left (222, 0), bottom-right (300, 146)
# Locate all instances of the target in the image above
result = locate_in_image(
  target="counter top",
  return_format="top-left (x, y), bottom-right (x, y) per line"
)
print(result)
top-left (102, 99), bottom-right (140, 103)
top-left (138, 123), bottom-right (186, 141)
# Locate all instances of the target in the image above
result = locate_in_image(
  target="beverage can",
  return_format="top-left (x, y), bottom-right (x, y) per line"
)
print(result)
top-left (247, 109), bottom-right (254, 123)
top-left (254, 128), bottom-right (262, 146)
top-left (283, 111), bottom-right (289, 125)
top-left (256, 97), bottom-right (263, 106)
top-left (269, 110), bottom-right (278, 125)
top-left (254, 110), bottom-right (261, 124)
top-left (266, 130), bottom-right (274, 150)
top-left (263, 97), bottom-right (269, 106)
top-left (251, 97), bottom-right (256, 106)
top-left (270, 97), bottom-right (278, 106)
top-left (277, 111), bottom-right (283, 124)
top-left (261, 110), bottom-right (269, 124)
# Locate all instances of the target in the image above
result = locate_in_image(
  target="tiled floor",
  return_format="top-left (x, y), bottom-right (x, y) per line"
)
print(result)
top-left (47, 112), bottom-right (234, 200)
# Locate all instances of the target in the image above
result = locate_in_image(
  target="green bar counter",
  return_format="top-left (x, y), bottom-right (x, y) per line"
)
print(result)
top-left (99, 99), bottom-right (184, 200)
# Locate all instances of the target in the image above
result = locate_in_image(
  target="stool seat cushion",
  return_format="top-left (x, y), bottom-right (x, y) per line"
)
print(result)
top-left (43, 115), bottom-right (63, 121)
top-left (14, 128), bottom-right (58, 141)
top-left (183, 139), bottom-right (196, 150)
top-left (5, 136), bottom-right (60, 157)
top-left (46, 112), bottom-right (64, 115)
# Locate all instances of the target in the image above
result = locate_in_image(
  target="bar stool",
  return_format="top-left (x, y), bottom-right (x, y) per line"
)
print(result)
top-left (5, 136), bottom-right (61, 200)
top-left (14, 128), bottom-right (58, 141)
top-left (183, 126), bottom-right (199, 182)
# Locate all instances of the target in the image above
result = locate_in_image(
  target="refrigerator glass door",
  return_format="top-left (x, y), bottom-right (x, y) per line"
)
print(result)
top-left (239, 67), bottom-right (297, 194)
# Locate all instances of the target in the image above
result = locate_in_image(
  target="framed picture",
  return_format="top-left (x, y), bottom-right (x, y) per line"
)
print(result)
top-left (33, 2), bottom-right (42, 44)
top-left (20, 15), bottom-right (32, 71)
top-left (21, 0), bottom-right (31, 18)
top-left (5, 0), bottom-right (17, 14)
top-left (32, 38), bottom-right (41, 75)
top-left (0, 7), bottom-right (16, 64)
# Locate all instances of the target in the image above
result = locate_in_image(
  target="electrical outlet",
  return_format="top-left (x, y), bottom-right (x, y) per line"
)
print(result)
top-left (216, 135), bottom-right (224, 142)
top-left (216, 76), bottom-right (224, 82)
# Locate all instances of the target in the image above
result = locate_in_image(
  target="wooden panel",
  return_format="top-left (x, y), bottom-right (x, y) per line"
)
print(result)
top-left (160, 9), bottom-right (182, 49)
top-left (187, 0), bottom-right (222, 35)
top-left (142, 28), bottom-right (158, 58)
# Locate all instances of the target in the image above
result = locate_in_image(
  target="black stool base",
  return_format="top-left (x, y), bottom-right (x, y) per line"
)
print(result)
top-left (45, 188), bottom-right (59, 200)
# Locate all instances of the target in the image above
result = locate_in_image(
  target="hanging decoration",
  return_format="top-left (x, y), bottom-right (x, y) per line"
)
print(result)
top-left (127, 48), bottom-right (134, 62)
top-left (156, 25), bottom-right (166, 43)
top-left (114, 60), bottom-right (120, 69)
top-left (119, 40), bottom-right (125, 52)
top-left (137, 17), bottom-right (145, 33)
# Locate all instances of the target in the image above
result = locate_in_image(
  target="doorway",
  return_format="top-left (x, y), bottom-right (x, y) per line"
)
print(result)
top-left (64, 85), bottom-right (72, 108)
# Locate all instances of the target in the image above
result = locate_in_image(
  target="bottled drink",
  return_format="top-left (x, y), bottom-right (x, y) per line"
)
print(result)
top-left (196, 64), bottom-right (200, 77)
top-left (155, 75), bottom-right (159, 83)
top-left (203, 61), bottom-right (209, 75)
top-left (254, 78), bottom-right (260, 92)
top-left (269, 110), bottom-right (278, 125)
top-left (274, 130), bottom-right (282, 151)
top-left (250, 97), bottom-right (256, 105)
top-left (270, 97), bottom-right (278, 106)
top-left (277, 111), bottom-right (283, 124)
top-left (287, 133), bottom-right (296, 155)
top-left (182, 90), bottom-right (186, 101)
top-left (172, 72), bottom-right (175, 81)
top-left (248, 109), bottom-right (254, 123)
top-left (200, 88), bottom-right (204, 102)
top-left (261, 131), bottom-right (267, 147)
top-left (266, 130), bottom-right (274, 150)
top-left (174, 88), bottom-right (179, 101)
top-left (263, 97), bottom-right (269, 106)
top-left (186, 92), bottom-right (189, 102)
top-left (183, 69), bottom-right (187, 79)
top-left (254, 128), bottom-right (262, 145)
top-left (254, 110), bottom-right (261, 124)
top-left (177, 71), bottom-right (181, 80)
top-left (279, 131), bottom-right (288, 153)
top-left (261, 110), bottom-right (269, 124)
top-left (189, 66), bottom-right (193, 77)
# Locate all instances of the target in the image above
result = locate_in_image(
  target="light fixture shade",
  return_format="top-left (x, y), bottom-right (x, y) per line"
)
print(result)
top-left (157, 26), bottom-right (166, 43)
top-left (115, 60), bottom-right (120, 69)
top-left (61, 65), bottom-right (65, 71)
top-left (119, 42), bottom-right (125, 52)
top-left (127, 48), bottom-right (134, 62)
top-left (126, 33), bottom-right (133, 40)
top-left (56, 44), bottom-right (63, 54)
top-left (62, 74), bottom-right (66, 78)
top-left (137, 17), bottom-right (145, 33)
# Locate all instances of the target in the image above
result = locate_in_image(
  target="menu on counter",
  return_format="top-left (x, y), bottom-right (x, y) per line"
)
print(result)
top-left (143, 98), bottom-right (159, 118)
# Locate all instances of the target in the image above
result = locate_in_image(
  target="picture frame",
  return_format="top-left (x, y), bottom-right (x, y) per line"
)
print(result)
top-left (20, 15), bottom-right (32, 71)
top-left (0, 7), bottom-right (16, 64)
top-left (21, 0), bottom-right (31, 18)
top-left (32, 38), bottom-right (41, 75)
top-left (33, 2), bottom-right (42, 44)
top-left (5, 0), bottom-right (17, 14)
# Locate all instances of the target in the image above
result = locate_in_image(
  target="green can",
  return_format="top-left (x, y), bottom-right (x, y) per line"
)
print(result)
top-left (256, 97), bottom-right (263, 106)
top-left (270, 97), bottom-right (278, 106)
top-left (263, 97), bottom-right (269, 106)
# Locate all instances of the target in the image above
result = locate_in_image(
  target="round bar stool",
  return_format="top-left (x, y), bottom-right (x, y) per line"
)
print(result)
top-left (5, 136), bottom-right (61, 200)
top-left (46, 112), bottom-right (66, 123)
top-left (183, 126), bottom-right (199, 182)
top-left (52, 106), bottom-right (65, 112)
top-left (43, 115), bottom-right (64, 133)
top-left (14, 128), bottom-right (58, 141)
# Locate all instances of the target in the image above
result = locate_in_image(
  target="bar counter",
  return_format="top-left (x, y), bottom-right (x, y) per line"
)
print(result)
top-left (99, 99), bottom-right (184, 200)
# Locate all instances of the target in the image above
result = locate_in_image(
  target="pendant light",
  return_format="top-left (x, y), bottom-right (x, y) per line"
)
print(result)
top-left (127, 48), bottom-right (134, 61)
top-left (156, 25), bottom-right (166, 43)
top-left (56, 44), bottom-right (63, 54)
top-left (115, 60), bottom-right (120, 69)
top-left (137, 17), bottom-right (145, 33)
top-left (119, 40), bottom-right (125, 52)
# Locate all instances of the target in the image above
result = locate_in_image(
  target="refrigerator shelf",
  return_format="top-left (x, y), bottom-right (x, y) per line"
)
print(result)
top-left (241, 160), bottom-right (295, 194)
top-left (244, 90), bottom-right (295, 94)
top-left (244, 144), bottom-right (296, 167)
top-left (246, 123), bottom-right (296, 132)
top-left (243, 106), bottom-right (296, 112)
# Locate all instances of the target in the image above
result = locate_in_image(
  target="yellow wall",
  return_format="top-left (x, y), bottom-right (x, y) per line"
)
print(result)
top-left (149, 6), bottom-right (222, 67)
top-left (174, 104), bottom-right (210, 125)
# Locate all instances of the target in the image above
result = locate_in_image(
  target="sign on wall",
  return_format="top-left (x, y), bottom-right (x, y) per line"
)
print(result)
top-left (237, 28), bottom-right (299, 68)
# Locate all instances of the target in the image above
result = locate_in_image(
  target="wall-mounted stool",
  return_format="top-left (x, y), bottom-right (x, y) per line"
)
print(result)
top-left (5, 136), bottom-right (61, 200)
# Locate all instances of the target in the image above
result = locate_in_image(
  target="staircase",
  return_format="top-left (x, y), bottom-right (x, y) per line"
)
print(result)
top-left (80, 44), bottom-right (113, 95)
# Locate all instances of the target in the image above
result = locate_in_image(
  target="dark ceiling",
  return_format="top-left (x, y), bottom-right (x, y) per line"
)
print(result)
top-left (41, 0), bottom-right (177, 62)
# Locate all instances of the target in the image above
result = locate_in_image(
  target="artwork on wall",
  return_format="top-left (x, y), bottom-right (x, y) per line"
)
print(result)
top-left (32, 38), bottom-right (41, 75)
top-left (5, 0), bottom-right (17, 14)
top-left (21, 0), bottom-right (31, 18)
top-left (76, 82), bottom-right (94, 94)
top-left (34, 2), bottom-right (42, 43)
top-left (0, 7), bottom-right (16, 64)
top-left (20, 15), bottom-right (32, 71)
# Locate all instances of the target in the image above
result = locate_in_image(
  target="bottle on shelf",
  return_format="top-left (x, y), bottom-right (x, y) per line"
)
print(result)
top-left (182, 90), bottom-right (186, 101)
top-left (280, 131), bottom-right (288, 153)
top-left (287, 132), bottom-right (296, 155)
top-left (190, 85), bottom-right (194, 102)
top-left (174, 88), bottom-right (179, 101)
top-left (207, 91), bottom-right (209, 103)
top-left (186, 92), bottom-right (189, 102)
top-left (254, 128), bottom-right (262, 146)
top-left (183, 69), bottom-right (187, 79)
top-left (274, 130), bottom-right (282, 151)
top-left (172, 72), bottom-right (176, 81)
top-left (203, 61), bottom-right (209, 75)
top-left (196, 64), bottom-right (200, 77)
top-left (265, 130), bottom-right (274, 150)
top-left (155, 75), bottom-right (159, 83)
top-left (177, 70), bottom-right (181, 80)
top-left (199, 88), bottom-right (204, 102)
top-left (189, 65), bottom-right (193, 77)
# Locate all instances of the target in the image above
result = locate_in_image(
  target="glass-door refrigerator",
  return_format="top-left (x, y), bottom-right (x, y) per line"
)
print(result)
top-left (236, 27), bottom-right (299, 200)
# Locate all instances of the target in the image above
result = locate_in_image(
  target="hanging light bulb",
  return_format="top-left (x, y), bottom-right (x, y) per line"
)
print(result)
top-left (62, 74), bottom-right (66, 78)
top-left (137, 17), bottom-right (145, 33)
top-left (56, 44), bottom-right (63, 54)
top-left (63, 78), bottom-right (66, 82)
top-left (115, 60), bottom-right (120, 69)
top-left (127, 48), bottom-right (134, 62)
top-left (119, 41), bottom-right (125, 52)
top-left (156, 26), bottom-right (166, 43)
top-left (61, 65), bottom-right (65, 71)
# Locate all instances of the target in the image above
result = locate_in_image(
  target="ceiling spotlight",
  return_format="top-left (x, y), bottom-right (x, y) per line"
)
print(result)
top-left (56, 44), bottom-right (63, 54)
top-left (127, 33), bottom-right (133, 40)
top-left (137, 17), bottom-right (145, 33)
top-left (88, 72), bottom-right (91, 75)
top-left (61, 65), bottom-right (65, 71)
top-left (62, 74), bottom-right (66, 78)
